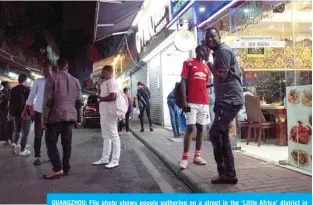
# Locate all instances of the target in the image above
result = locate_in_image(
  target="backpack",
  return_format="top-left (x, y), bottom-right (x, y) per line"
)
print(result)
top-left (174, 60), bottom-right (192, 109)
top-left (109, 90), bottom-right (129, 119)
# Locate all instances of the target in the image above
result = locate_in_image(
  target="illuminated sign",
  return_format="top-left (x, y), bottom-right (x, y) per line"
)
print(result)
top-left (135, 4), bottom-right (169, 54)
top-left (174, 30), bottom-right (195, 52)
top-left (171, 0), bottom-right (189, 19)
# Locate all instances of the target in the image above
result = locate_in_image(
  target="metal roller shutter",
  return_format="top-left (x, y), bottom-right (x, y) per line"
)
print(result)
top-left (148, 54), bottom-right (163, 125)
top-left (130, 66), bottom-right (148, 123)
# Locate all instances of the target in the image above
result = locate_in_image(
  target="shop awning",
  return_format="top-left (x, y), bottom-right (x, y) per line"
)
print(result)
top-left (93, 1), bottom-right (143, 42)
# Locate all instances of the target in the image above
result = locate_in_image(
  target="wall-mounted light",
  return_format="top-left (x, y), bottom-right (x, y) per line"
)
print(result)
top-left (8, 72), bottom-right (18, 79)
top-left (244, 9), bottom-right (249, 13)
top-left (199, 7), bottom-right (206, 13)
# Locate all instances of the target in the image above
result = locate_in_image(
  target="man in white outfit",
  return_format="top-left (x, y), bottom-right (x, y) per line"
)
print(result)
top-left (23, 63), bottom-right (52, 165)
top-left (93, 65), bottom-right (120, 169)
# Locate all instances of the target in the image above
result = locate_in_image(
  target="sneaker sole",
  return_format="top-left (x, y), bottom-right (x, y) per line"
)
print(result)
top-left (193, 161), bottom-right (207, 165)
top-left (105, 164), bottom-right (119, 169)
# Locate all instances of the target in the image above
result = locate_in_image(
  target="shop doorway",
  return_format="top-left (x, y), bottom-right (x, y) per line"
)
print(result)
top-left (161, 44), bottom-right (189, 128)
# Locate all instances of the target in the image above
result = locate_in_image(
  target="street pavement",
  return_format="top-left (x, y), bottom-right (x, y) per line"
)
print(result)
top-left (0, 127), bottom-right (190, 204)
top-left (130, 121), bottom-right (312, 193)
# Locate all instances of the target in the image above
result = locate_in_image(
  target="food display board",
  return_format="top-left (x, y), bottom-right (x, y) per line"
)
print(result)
top-left (286, 85), bottom-right (312, 173)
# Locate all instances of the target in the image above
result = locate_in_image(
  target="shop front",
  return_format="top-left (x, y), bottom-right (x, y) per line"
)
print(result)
top-left (198, 1), bottom-right (312, 174)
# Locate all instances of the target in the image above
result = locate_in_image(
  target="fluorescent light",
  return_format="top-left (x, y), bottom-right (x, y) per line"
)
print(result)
top-left (198, 0), bottom-right (239, 28)
top-left (97, 24), bottom-right (115, 27)
top-left (199, 7), bottom-right (206, 13)
top-left (8, 72), bottom-right (18, 79)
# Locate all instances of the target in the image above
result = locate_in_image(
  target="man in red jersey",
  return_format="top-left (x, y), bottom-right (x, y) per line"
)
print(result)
top-left (179, 45), bottom-right (211, 169)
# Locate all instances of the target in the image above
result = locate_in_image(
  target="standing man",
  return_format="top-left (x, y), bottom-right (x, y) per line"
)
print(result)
top-left (23, 63), bottom-right (52, 165)
top-left (204, 27), bottom-right (244, 184)
top-left (0, 81), bottom-right (12, 145)
top-left (93, 65), bottom-right (120, 169)
top-left (9, 74), bottom-right (31, 156)
top-left (167, 88), bottom-right (180, 137)
top-left (137, 81), bottom-right (153, 132)
top-left (42, 58), bottom-right (82, 179)
top-left (179, 46), bottom-right (211, 169)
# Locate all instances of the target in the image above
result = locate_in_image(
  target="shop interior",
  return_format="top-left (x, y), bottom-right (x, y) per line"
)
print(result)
top-left (213, 1), bottom-right (312, 171)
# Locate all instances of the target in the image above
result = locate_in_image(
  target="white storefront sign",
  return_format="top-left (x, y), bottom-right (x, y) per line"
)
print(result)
top-left (135, 4), bottom-right (169, 54)
top-left (173, 30), bottom-right (195, 52)
top-left (232, 40), bottom-right (286, 48)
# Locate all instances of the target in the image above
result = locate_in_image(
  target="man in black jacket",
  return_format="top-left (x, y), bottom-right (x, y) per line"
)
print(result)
top-left (137, 81), bottom-right (153, 132)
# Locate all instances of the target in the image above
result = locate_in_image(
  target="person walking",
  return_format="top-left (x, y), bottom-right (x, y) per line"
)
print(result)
top-left (9, 74), bottom-right (31, 156)
top-left (22, 63), bottom-right (52, 165)
top-left (118, 87), bottom-right (132, 134)
top-left (0, 81), bottom-right (12, 145)
top-left (203, 27), bottom-right (244, 184)
top-left (137, 81), bottom-right (153, 132)
top-left (93, 65), bottom-right (120, 169)
top-left (42, 58), bottom-right (82, 179)
top-left (179, 45), bottom-right (211, 170)
top-left (167, 88), bottom-right (180, 137)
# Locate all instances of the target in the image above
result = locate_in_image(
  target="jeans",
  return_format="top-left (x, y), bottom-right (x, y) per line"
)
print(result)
top-left (139, 105), bottom-right (152, 129)
top-left (209, 103), bottom-right (242, 178)
top-left (100, 113), bottom-right (120, 163)
top-left (45, 121), bottom-right (74, 172)
top-left (34, 111), bottom-right (44, 158)
top-left (168, 103), bottom-right (180, 136)
top-left (12, 115), bottom-right (31, 152)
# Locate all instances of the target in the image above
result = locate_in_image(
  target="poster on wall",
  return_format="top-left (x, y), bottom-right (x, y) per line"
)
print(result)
top-left (287, 85), bottom-right (312, 173)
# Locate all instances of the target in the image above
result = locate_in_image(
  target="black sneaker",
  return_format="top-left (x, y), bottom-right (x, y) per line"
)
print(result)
top-left (150, 127), bottom-right (153, 132)
top-left (140, 128), bottom-right (144, 132)
top-left (33, 158), bottom-right (41, 166)
top-left (211, 176), bottom-right (238, 184)
top-left (63, 171), bottom-right (70, 176)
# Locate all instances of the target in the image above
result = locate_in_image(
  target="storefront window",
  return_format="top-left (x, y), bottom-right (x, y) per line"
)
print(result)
top-left (205, 1), bottom-right (312, 172)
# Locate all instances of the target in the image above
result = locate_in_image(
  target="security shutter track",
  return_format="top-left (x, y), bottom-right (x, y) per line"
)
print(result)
top-left (130, 66), bottom-right (148, 123)
top-left (148, 54), bottom-right (163, 125)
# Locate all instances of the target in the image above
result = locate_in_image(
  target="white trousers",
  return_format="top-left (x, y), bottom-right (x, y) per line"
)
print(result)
top-left (100, 113), bottom-right (120, 163)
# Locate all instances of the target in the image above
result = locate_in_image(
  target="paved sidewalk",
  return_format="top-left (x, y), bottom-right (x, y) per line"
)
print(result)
top-left (130, 121), bottom-right (312, 193)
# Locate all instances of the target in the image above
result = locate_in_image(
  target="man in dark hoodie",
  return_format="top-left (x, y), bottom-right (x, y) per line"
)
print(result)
top-left (137, 81), bottom-right (153, 132)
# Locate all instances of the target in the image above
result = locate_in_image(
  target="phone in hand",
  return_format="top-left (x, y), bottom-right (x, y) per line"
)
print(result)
top-left (186, 106), bottom-right (191, 113)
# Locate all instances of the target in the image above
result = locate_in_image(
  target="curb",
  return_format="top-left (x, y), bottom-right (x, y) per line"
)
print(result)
top-left (130, 128), bottom-right (215, 193)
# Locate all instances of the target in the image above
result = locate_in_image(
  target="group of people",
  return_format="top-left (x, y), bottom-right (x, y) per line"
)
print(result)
top-left (166, 27), bottom-right (244, 185)
top-left (0, 27), bottom-right (244, 185)
top-left (0, 59), bottom-right (83, 179)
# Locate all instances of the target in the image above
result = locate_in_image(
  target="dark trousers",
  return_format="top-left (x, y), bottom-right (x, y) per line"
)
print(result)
top-left (168, 103), bottom-right (180, 136)
top-left (0, 109), bottom-right (13, 142)
top-left (139, 105), bottom-right (152, 129)
top-left (209, 103), bottom-right (242, 178)
top-left (45, 121), bottom-right (73, 173)
top-left (118, 112), bottom-right (130, 132)
top-left (12, 115), bottom-right (31, 152)
top-left (34, 111), bottom-right (44, 158)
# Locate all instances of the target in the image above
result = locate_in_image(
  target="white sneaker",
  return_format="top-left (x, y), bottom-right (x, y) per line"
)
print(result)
top-left (105, 161), bottom-right (119, 169)
top-left (92, 158), bottom-right (109, 166)
top-left (179, 160), bottom-right (188, 169)
top-left (10, 143), bottom-right (17, 155)
top-left (20, 149), bottom-right (31, 156)
top-left (193, 156), bottom-right (207, 165)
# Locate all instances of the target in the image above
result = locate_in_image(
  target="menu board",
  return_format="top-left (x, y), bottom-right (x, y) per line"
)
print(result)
top-left (286, 85), bottom-right (312, 172)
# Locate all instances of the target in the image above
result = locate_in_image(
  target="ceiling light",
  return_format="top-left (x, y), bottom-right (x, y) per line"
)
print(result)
top-left (8, 72), bottom-right (18, 79)
top-left (97, 24), bottom-right (115, 27)
top-left (269, 25), bottom-right (275, 29)
top-left (303, 1), bottom-right (309, 5)
top-left (244, 9), bottom-right (249, 13)
top-left (199, 7), bottom-right (206, 12)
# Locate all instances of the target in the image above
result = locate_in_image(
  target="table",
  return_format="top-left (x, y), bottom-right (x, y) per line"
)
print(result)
top-left (261, 105), bottom-right (287, 146)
